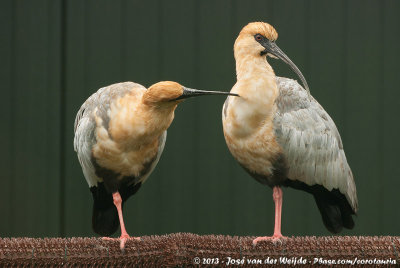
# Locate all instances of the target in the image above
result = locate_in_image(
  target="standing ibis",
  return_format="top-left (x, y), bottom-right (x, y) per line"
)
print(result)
top-left (74, 81), bottom-right (237, 249)
top-left (222, 22), bottom-right (358, 244)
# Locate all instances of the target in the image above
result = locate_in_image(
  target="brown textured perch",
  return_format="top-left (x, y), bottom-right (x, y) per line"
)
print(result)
top-left (0, 234), bottom-right (399, 267)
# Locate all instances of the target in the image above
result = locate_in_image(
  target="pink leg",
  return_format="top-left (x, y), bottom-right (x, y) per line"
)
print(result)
top-left (103, 192), bottom-right (140, 250)
top-left (253, 186), bottom-right (287, 245)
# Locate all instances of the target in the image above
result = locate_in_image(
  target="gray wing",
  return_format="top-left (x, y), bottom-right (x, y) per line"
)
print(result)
top-left (273, 77), bottom-right (358, 212)
top-left (73, 82), bottom-right (146, 187)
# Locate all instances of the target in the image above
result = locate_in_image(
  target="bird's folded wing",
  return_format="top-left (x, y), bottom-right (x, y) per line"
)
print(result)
top-left (273, 77), bottom-right (358, 212)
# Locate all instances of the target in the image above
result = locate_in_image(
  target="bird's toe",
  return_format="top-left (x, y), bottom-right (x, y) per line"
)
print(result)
top-left (252, 235), bottom-right (287, 246)
top-left (119, 235), bottom-right (140, 250)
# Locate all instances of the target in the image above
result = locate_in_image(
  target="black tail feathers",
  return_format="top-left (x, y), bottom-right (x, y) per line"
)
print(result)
top-left (92, 201), bottom-right (119, 236)
top-left (312, 188), bottom-right (355, 234)
top-left (90, 183), bottom-right (119, 236)
top-left (283, 179), bottom-right (355, 234)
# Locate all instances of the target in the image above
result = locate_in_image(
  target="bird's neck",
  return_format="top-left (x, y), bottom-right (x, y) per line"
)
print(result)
top-left (227, 54), bottom-right (278, 138)
top-left (235, 53), bottom-right (274, 80)
top-left (108, 95), bottom-right (175, 149)
top-left (139, 103), bottom-right (176, 137)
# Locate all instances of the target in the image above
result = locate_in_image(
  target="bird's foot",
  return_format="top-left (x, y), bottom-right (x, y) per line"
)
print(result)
top-left (118, 234), bottom-right (140, 250)
top-left (252, 234), bottom-right (287, 246)
top-left (102, 235), bottom-right (140, 250)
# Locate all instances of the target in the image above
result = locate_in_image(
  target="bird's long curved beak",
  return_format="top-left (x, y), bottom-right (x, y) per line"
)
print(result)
top-left (261, 40), bottom-right (310, 93)
top-left (176, 87), bottom-right (239, 100)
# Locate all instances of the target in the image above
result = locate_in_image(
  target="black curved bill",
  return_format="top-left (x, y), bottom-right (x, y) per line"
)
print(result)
top-left (260, 39), bottom-right (310, 93)
top-left (176, 87), bottom-right (239, 100)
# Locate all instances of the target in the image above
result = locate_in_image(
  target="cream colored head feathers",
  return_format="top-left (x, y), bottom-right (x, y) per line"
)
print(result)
top-left (234, 22), bottom-right (278, 58)
top-left (142, 81), bottom-right (184, 105)
top-left (239, 22), bottom-right (278, 40)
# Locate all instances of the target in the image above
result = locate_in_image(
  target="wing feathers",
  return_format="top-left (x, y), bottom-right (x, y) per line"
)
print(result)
top-left (274, 77), bottom-right (358, 213)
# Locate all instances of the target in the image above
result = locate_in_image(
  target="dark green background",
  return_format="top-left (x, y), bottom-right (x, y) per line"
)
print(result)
top-left (1, 0), bottom-right (399, 238)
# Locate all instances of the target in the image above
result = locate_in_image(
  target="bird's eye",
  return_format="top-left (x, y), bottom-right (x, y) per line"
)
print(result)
top-left (255, 34), bottom-right (262, 41)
